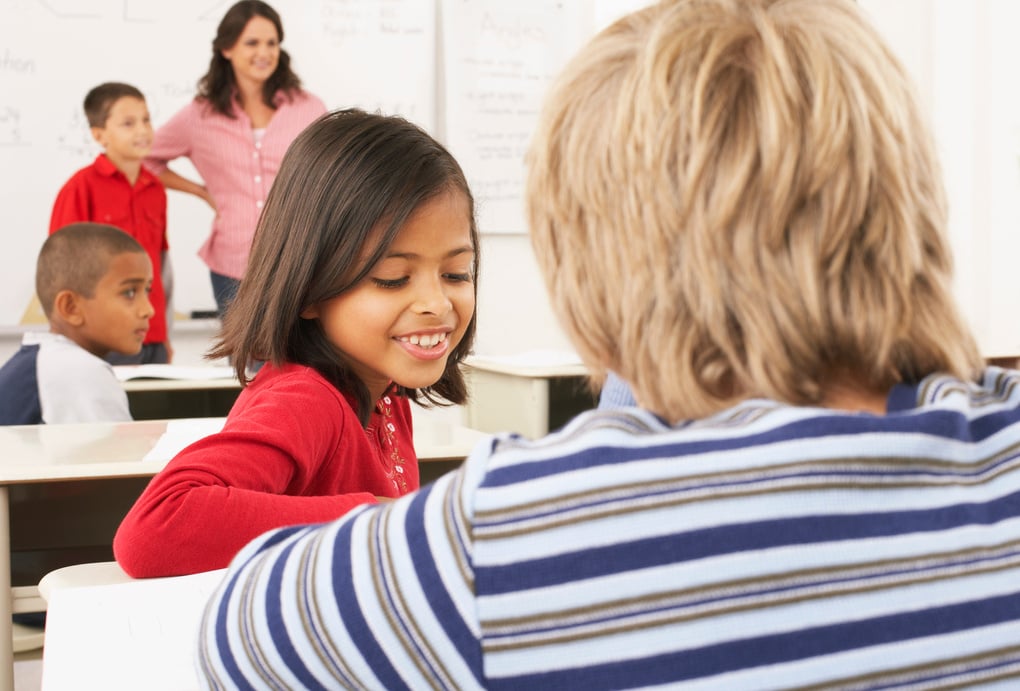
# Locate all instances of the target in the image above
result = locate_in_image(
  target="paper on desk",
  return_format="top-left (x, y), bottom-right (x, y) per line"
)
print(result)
top-left (143, 418), bottom-right (226, 463)
top-left (41, 568), bottom-right (227, 691)
top-left (112, 364), bottom-right (236, 381)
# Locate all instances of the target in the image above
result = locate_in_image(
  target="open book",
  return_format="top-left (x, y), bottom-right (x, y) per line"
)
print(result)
top-left (112, 364), bottom-right (237, 382)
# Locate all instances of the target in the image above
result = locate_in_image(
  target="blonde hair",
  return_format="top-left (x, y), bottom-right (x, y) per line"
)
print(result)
top-left (526, 0), bottom-right (982, 421)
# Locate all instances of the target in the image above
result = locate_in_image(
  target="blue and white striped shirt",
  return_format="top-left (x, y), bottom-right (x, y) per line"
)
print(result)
top-left (199, 368), bottom-right (1020, 689)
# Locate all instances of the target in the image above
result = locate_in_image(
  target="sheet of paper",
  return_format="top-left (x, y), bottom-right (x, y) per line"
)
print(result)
top-left (112, 364), bottom-right (237, 382)
top-left (41, 569), bottom-right (227, 691)
top-left (142, 418), bottom-right (226, 463)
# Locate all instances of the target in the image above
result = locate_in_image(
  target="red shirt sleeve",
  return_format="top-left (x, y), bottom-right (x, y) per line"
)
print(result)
top-left (113, 367), bottom-right (397, 577)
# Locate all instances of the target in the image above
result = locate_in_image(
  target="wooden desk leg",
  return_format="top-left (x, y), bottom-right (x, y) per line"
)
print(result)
top-left (0, 486), bottom-right (12, 691)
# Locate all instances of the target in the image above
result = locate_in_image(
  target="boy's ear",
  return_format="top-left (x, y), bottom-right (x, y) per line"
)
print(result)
top-left (52, 289), bottom-right (86, 326)
top-left (300, 304), bottom-right (319, 320)
top-left (90, 126), bottom-right (106, 146)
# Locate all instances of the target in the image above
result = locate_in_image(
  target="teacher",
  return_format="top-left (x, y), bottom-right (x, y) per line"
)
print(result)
top-left (144, 0), bottom-right (326, 315)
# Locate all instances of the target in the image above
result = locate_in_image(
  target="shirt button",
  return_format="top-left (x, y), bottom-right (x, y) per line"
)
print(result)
top-left (254, 175), bottom-right (261, 183)
top-left (256, 200), bottom-right (263, 209)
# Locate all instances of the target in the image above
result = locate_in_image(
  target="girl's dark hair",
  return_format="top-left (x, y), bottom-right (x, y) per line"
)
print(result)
top-left (197, 0), bottom-right (303, 117)
top-left (210, 109), bottom-right (480, 425)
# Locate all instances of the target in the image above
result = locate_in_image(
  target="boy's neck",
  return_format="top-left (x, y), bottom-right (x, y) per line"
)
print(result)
top-left (820, 380), bottom-right (889, 415)
top-left (48, 322), bottom-right (105, 359)
top-left (105, 153), bottom-right (142, 185)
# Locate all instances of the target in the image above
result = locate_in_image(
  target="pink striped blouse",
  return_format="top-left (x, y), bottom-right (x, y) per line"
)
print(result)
top-left (144, 91), bottom-right (327, 279)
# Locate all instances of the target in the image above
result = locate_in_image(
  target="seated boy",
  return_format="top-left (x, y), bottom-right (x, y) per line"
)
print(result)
top-left (0, 223), bottom-right (154, 425)
top-left (198, 0), bottom-right (1020, 688)
top-left (50, 81), bottom-right (170, 364)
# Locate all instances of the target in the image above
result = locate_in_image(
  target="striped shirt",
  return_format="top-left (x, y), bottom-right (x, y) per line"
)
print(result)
top-left (144, 91), bottom-right (326, 278)
top-left (198, 367), bottom-right (1020, 689)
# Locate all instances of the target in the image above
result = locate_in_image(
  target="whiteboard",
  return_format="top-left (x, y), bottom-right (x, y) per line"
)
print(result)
top-left (441, 0), bottom-right (589, 235)
top-left (0, 0), bottom-right (436, 324)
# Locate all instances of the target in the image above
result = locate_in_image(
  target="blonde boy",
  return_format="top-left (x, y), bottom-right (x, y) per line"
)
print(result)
top-left (198, 1), bottom-right (1020, 688)
top-left (0, 223), bottom-right (154, 424)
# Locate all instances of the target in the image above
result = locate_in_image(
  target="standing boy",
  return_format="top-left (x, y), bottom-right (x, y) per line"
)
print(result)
top-left (0, 223), bottom-right (154, 425)
top-left (200, 0), bottom-right (1020, 688)
top-left (50, 82), bottom-right (170, 363)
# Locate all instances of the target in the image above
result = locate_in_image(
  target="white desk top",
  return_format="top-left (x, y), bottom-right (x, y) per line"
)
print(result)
top-left (0, 419), bottom-right (179, 483)
top-left (465, 351), bottom-right (589, 378)
top-left (0, 415), bottom-right (487, 485)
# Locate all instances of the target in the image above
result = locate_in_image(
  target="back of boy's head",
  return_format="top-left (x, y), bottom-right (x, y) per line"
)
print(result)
top-left (214, 108), bottom-right (480, 420)
top-left (526, 0), bottom-right (982, 422)
top-left (83, 82), bottom-right (145, 128)
top-left (37, 223), bottom-right (145, 319)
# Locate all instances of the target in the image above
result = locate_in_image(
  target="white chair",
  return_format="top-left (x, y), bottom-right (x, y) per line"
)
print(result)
top-left (37, 561), bottom-right (132, 602)
top-left (38, 561), bottom-right (224, 691)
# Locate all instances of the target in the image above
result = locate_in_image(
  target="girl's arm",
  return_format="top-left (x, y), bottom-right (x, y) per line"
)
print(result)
top-left (113, 372), bottom-right (382, 577)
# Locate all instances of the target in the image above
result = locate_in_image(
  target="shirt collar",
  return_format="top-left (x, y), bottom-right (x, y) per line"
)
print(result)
top-left (94, 154), bottom-right (156, 188)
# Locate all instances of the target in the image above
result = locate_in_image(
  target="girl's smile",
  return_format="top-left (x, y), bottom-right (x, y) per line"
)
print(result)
top-left (396, 330), bottom-right (451, 359)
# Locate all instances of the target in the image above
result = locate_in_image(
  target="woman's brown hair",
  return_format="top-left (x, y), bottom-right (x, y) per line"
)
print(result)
top-left (197, 0), bottom-right (303, 116)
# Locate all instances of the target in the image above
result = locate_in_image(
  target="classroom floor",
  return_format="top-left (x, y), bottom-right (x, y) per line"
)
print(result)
top-left (14, 648), bottom-right (41, 691)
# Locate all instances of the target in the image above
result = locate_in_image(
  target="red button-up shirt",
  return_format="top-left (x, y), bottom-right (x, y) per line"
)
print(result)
top-left (49, 154), bottom-right (169, 344)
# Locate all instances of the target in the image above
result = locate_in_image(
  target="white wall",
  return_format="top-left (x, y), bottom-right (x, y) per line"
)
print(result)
top-left (2, 1), bottom-right (1017, 367)
top-left (475, 0), bottom-right (1020, 360)
top-left (863, 0), bottom-right (1020, 357)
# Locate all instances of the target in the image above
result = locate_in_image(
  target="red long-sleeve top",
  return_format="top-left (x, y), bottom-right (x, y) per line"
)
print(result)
top-left (113, 363), bottom-right (418, 577)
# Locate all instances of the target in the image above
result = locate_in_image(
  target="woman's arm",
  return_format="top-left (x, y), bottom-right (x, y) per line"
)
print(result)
top-left (144, 100), bottom-right (216, 210)
top-left (157, 169), bottom-right (216, 210)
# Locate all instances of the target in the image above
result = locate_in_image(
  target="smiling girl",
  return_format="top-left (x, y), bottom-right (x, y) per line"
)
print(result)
top-left (114, 109), bottom-right (479, 578)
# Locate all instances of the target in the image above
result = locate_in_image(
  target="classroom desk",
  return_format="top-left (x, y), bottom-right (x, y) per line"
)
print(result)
top-left (463, 353), bottom-right (597, 438)
top-left (0, 415), bottom-right (487, 691)
top-left (118, 367), bottom-right (242, 420)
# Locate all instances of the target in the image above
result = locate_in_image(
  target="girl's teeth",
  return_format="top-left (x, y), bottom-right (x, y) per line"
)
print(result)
top-left (404, 333), bottom-right (447, 348)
